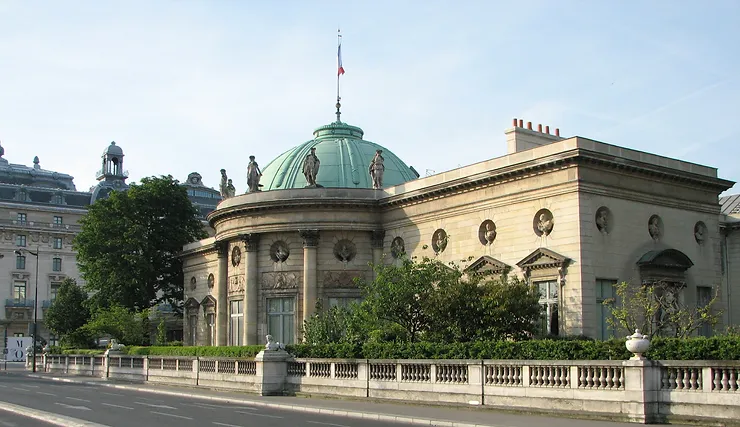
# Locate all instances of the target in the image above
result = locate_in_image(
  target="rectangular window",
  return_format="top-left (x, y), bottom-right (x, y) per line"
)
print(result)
top-left (52, 257), bottom-right (62, 272)
top-left (17, 213), bottom-right (27, 224)
top-left (13, 333), bottom-right (24, 337)
top-left (13, 282), bottom-right (26, 302)
top-left (53, 237), bottom-right (63, 249)
top-left (49, 335), bottom-right (59, 347)
top-left (16, 235), bottom-right (26, 247)
top-left (229, 300), bottom-right (243, 346)
top-left (536, 280), bottom-right (559, 336)
top-left (206, 313), bottom-right (216, 346)
top-left (53, 216), bottom-right (63, 226)
top-left (50, 282), bottom-right (61, 300)
top-left (189, 315), bottom-right (198, 345)
top-left (596, 279), bottom-right (618, 340)
top-left (16, 255), bottom-right (26, 270)
top-left (328, 297), bottom-right (362, 309)
top-left (697, 286), bottom-right (713, 337)
top-left (267, 297), bottom-right (295, 345)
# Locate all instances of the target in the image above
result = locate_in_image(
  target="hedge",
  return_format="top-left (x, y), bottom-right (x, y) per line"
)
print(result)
top-left (55, 336), bottom-right (740, 360)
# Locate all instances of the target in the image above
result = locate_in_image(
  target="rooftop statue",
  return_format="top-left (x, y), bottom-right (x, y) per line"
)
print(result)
top-left (302, 147), bottom-right (321, 187)
top-left (219, 169), bottom-right (230, 199)
top-left (247, 156), bottom-right (262, 193)
top-left (226, 179), bottom-right (236, 198)
top-left (369, 149), bottom-right (385, 189)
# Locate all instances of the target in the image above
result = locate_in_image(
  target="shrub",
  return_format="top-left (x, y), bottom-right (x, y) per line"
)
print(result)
top-left (124, 345), bottom-right (263, 358)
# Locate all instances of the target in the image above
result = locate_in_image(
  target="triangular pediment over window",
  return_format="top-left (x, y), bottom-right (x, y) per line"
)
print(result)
top-left (465, 256), bottom-right (510, 275)
top-left (516, 248), bottom-right (570, 271)
top-left (184, 297), bottom-right (200, 310)
top-left (200, 295), bottom-right (216, 308)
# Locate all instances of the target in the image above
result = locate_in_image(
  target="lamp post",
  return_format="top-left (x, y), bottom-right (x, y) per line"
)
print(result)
top-left (15, 247), bottom-right (39, 373)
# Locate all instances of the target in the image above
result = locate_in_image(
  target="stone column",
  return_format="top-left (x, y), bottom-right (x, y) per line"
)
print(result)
top-left (299, 230), bottom-right (320, 323)
top-left (215, 241), bottom-right (229, 346)
top-left (371, 230), bottom-right (385, 279)
top-left (242, 233), bottom-right (260, 345)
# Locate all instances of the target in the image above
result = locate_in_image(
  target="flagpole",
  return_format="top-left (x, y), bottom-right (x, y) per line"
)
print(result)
top-left (336, 28), bottom-right (342, 122)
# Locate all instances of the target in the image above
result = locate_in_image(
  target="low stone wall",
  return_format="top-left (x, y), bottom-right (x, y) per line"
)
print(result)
top-left (37, 352), bottom-right (740, 425)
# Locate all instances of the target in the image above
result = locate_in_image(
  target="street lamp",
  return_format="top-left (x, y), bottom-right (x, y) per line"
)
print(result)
top-left (15, 247), bottom-right (39, 373)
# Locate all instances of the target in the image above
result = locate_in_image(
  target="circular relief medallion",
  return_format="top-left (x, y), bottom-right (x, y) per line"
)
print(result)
top-left (391, 237), bottom-right (405, 259)
top-left (595, 206), bottom-right (612, 235)
top-left (431, 229), bottom-right (448, 253)
top-left (334, 239), bottom-right (357, 263)
top-left (648, 215), bottom-right (663, 241)
top-left (270, 240), bottom-right (290, 263)
top-left (478, 220), bottom-right (497, 245)
top-left (207, 273), bottom-right (215, 289)
top-left (694, 221), bottom-right (707, 245)
top-left (189, 276), bottom-right (197, 291)
top-left (231, 246), bottom-right (242, 267)
top-left (533, 209), bottom-right (554, 237)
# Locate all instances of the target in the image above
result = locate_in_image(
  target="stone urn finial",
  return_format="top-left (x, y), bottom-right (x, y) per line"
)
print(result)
top-left (626, 329), bottom-right (650, 360)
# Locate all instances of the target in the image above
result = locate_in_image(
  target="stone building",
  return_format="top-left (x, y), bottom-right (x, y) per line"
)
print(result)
top-left (181, 114), bottom-right (738, 347)
top-left (1, 140), bottom-right (220, 352)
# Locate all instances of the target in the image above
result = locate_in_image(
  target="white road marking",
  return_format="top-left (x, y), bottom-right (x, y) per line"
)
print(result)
top-left (134, 402), bottom-right (177, 409)
top-left (0, 385), bottom-right (6, 388)
top-left (54, 402), bottom-right (91, 411)
top-left (213, 422), bottom-right (242, 427)
top-left (102, 403), bottom-right (134, 410)
top-left (66, 397), bottom-right (91, 403)
top-left (35, 391), bottom-right (56, 396)
top-left (101, 392), bottom-right (123, 397)
top-left (186, 402), bottom-right (255, 410)
top-left (307, 422), bottom-right (350, 427)
top-left (25, 385), bottom-right (39, 388)
top-left (14, 387), bottom-right (30, 392)
top-left (0, 401), bottom-right (108, 427)
top-left (235, 411), bottom-right (283, 418)
top-left (150, 411), bottom-right (193, 420)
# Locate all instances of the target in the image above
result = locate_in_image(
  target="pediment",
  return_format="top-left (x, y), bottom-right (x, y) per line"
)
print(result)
top-left (516, 248), bottom-right (570, 271)
top-left (200, 295), bottom-right (216, 307)
top-left (184, 297), bottom-right (200, 310)
top-left (465, 256), bottom-right (510, 275)
top-left (637, 249), bottom-right (693, 271)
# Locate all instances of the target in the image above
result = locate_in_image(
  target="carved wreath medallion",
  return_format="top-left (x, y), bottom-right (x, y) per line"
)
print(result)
top-left (478, 220), bottom-right (497, 246)
top-left (333, 239), bottom-right (356, 263)
top-left (231, 246), bottom-right (241, 267)
top-left (207, 273), bottom-right (215, 289)
top-left (431, 229), bottom-right (447, 253)
top-left (270, 240), bottom-right (290, 263)
top-left (391, 237), bottom-right (405, 259)
top-left (533, 209), bottom-right (554, 237)
top-left (189, 276), bottom-right (197, 291)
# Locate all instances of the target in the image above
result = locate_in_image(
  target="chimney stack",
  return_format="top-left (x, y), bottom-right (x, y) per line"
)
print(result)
top-left (505, 117), bottom-right (565, 154)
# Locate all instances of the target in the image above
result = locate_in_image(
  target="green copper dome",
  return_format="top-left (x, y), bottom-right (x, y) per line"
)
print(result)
top-left (260, 120), bottom-right (419, 190)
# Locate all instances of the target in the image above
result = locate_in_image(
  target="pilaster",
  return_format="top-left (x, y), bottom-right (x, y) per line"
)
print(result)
top-left (216, 241), bottom-right (229, 346)
top-left (242, 233), bottom-right (260, 345)
top-left (371, 229), bottom-right (385, 278)
top-left (299, 230), bottom-right (319, 323)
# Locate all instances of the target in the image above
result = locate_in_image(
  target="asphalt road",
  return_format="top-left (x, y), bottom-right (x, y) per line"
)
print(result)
top-left (0, 373), bottom-right (405, 427)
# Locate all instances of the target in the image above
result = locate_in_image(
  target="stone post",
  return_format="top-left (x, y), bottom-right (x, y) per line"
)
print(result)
top-left (216, 241), bottom-right (229, 346)
top-left (242, 233), bottom-right (260, 345)
top-left (299, 230), bottom-right (319, 322)
top-left (622, 359), bottom-right (661, 423)
top-left (255, 338), bottom-right (290, 396)
top-left (371, 230), bottom-right (385, 279)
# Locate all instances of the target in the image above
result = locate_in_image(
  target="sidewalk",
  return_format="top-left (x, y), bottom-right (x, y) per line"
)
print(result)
top-left (21, 371), bottom-right (663, 427)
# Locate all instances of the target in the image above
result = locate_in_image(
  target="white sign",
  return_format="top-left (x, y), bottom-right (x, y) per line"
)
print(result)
top-left (6, 337), bottom-right (33, 362)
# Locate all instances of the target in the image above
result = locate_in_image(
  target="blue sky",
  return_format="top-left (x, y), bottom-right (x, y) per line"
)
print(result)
top-left (1, 0), bottom-right (738, 195)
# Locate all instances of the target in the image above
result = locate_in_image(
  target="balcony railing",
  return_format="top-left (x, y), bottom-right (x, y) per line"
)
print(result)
top-left (5, 299), bottom-right (35, 308)
top-left (95, 169), bottom-right (129, 180)
top-left (0, 219), bottom-right (81, 232)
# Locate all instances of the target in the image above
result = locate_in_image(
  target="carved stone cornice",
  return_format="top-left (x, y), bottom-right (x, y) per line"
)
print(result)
top-left (299, 229), bottom-right (320, 248)
top-left (215, 240), bottom-right (229, 258)
top-left (370, 229), bottom-right (385, 249)
top-left (241, 233), bottom-right (260, 252)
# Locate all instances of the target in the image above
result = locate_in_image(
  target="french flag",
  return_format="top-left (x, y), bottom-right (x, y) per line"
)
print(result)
top-left (337, 44), bottom-right (345, 76)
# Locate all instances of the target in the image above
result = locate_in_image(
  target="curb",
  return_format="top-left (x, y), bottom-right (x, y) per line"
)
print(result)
top-left (26, 374), bottom-right (500, 427)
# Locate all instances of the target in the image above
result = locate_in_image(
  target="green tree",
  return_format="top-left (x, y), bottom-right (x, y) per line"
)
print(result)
top-left (477, 276), bottom-right (541, 341)
top-left (83, 305), bottom-right (149, 346)
top-left (44, 278), bottom-right (93, 348)
top-left (74, 175), bottom-right (207, 312)
top-left (358, 257), bottom-right (461, 342)
top-left (605, 281), bottom-right (722, 339)
top-left (156, 318), bottom-right (167, 345)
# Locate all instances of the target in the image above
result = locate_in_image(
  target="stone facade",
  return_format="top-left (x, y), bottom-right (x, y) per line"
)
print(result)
top-left (181, 119), bottom-right (736, 346)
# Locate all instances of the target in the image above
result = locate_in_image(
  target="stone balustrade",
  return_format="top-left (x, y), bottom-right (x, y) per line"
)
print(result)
top-left (36, 353), bottom-right (740, 425)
